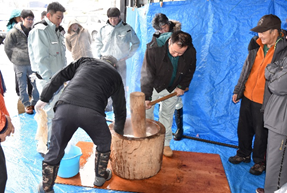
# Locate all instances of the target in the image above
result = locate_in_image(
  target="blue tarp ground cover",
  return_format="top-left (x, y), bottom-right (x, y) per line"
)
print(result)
top-left (125, 0), bottom-right (287, 146)
top-left (2, 112), bottom-right (264, 193)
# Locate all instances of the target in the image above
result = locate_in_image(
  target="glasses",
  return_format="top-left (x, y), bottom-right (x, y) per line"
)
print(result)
top-left (26, 18), bottom-right (34, 21)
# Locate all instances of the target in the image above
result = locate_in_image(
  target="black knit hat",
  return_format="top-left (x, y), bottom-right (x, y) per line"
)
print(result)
top-left (152, 13), bottom-right (169, 30)
top-left (101, 55), bottom-right (118, 69)
top-left (251, 14), bottom-right (281, 33)
top-left (107, 7), bottom-right (120, 18)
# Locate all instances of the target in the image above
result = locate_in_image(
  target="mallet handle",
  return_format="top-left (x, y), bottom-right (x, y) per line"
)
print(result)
top-left (149, 88), bottom-right (189, 106)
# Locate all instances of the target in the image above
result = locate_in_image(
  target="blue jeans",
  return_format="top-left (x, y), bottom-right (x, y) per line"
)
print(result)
top-left (14, 65), bottom-right (39, 107)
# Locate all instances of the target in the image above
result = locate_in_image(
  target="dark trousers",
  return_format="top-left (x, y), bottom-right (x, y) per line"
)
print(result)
top-left (0, 145), bottom-right (7, 193)
top-left (44, 104), bottom-right (111, 165)
top-left (237, 96), bottom-right (268, 163)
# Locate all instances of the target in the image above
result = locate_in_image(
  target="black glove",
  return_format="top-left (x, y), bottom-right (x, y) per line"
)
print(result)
top-left (113, 125), bottom-right (124, 135)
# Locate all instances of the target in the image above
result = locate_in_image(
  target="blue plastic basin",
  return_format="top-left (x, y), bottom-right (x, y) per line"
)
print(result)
top-left (58, 145), bottom-right (82, 178)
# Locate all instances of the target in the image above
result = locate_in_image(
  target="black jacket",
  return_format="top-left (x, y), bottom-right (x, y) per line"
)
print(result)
top-left (141, 39), bottom-right (196, 100)
top-left (40, 57), bottom-right (126, 132)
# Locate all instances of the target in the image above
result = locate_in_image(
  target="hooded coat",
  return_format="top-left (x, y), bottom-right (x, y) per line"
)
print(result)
top-left (148, 20), bottom-right (181, 47)
top-left (6, 9), bottom-right (21, 32)
top-left (65, 19), bottom-right (93, 61)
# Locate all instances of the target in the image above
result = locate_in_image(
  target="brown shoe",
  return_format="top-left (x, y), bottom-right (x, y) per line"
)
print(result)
top-left (25, 106), bottom-right (34, 114)
top-left (163, 146), bottom-right (173, 157)
top-left (228, 154), bottom-right (251, 164)
top-left (256, 188), bottom-right (264, 193)
top-left (250, 162), bottom-right (266, 175)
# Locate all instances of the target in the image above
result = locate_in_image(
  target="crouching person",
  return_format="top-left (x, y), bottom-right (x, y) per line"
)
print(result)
top-left (35, 56), bottom-right (126, 192)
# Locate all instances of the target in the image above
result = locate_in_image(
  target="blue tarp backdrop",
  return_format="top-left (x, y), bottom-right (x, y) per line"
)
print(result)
top-left (125, 0), bottom-right (287, 146)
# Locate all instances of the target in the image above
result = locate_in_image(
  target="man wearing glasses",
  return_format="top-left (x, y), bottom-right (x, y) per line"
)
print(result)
top-left (4, 9), bottom-right (39, 115)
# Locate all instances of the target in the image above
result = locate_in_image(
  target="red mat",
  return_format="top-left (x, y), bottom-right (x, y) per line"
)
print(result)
top-left (55, 141), bottom-right (230, 193)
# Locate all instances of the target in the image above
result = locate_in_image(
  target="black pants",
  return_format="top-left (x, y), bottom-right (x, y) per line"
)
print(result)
top-left (44, 104), bottom-right (111, 165)
top-left (15, 73), bottom-right (32, 96)
top-left (237, 96), bottom-right (268, 163)
top-left (0, 145), bottom-right (7, 193)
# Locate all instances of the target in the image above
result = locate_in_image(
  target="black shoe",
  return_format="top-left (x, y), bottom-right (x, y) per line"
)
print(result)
top-left (256, 188), bottom-right (264, 193)
top-left (228, 155), bottom-right (251, 164)
top-left (249, 163), bottom-right (266, 175)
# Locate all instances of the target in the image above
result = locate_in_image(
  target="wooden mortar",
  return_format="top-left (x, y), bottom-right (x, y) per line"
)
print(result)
top-left (109, 92), bottom-right (166, 179)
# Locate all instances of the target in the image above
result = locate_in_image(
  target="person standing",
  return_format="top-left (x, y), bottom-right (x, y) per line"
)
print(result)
top-left (150, 13), bottom-right (185, 141)
top-left (6, 9), bottom-right (22, 32)
top-left (0, 94), bottom-right (15, 193)
top-left (94, 7), bottom-right (140, 89)
top-left (6, 9), bottom-right (33, 113)
top-left (65, 18), bottom-right (93, 61)
top-left (256, 57), bottom-right (287, 193)
top-left (28, 2), bottom-right (67, 155)
top-left (141, 31), bottom-right (196, 157)
top-left (34, 57), bottom-right (126, 192)
top-left (4, 9), bottom-right (39, 114)
top-left (229, 14), bottom-right (287, 176)
top-left (40, 11), bottom-right (46, 20)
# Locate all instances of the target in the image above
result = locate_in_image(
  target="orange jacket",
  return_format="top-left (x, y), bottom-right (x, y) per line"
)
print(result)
top-left (244, 38), bottom-right (274, 104)
top-left (0, 94), bottom-right (9, 133)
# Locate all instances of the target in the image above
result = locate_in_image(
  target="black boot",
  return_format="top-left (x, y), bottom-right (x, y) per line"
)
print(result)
top-left (173, 108), bottom-right (183, 141)
top-left (38, 162), bottom-right (59, 193)
top-left (94, 150), bottom-right (112, 187)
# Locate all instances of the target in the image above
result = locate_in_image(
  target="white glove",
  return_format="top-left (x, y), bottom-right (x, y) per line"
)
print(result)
top-left (29, 73), bottom-right (37, 83)
top-left (35, 100), bottom-right (47, 113)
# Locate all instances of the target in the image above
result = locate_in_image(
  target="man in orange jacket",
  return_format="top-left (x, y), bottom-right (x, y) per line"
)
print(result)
top-left (229, 14), bottom-right (287, 177)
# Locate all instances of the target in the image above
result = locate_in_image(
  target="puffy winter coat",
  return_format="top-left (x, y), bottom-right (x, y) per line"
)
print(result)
top-left (65, 19), bottom-right (93, 60)
top-left (264, 56), bottom-right (287, 135)
top-left (4, 23), bottom-right (31, 66)
top-left (40, 57), bottom-right (126, 132)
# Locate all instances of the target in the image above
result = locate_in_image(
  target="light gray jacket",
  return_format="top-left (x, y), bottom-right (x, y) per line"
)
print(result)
top-left (264, 56), bottom-right (287, 136)
top-left (28, 17), bottom-right (67, 80)
top-left (94, 20), bottom-right (140, 60)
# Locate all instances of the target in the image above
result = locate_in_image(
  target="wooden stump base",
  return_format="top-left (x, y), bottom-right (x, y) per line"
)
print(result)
top-left (109, 119), bottom-right (165, 180)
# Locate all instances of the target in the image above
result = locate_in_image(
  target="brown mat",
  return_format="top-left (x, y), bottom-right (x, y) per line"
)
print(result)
top-left (56, 141), bottom-right (231, 193)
